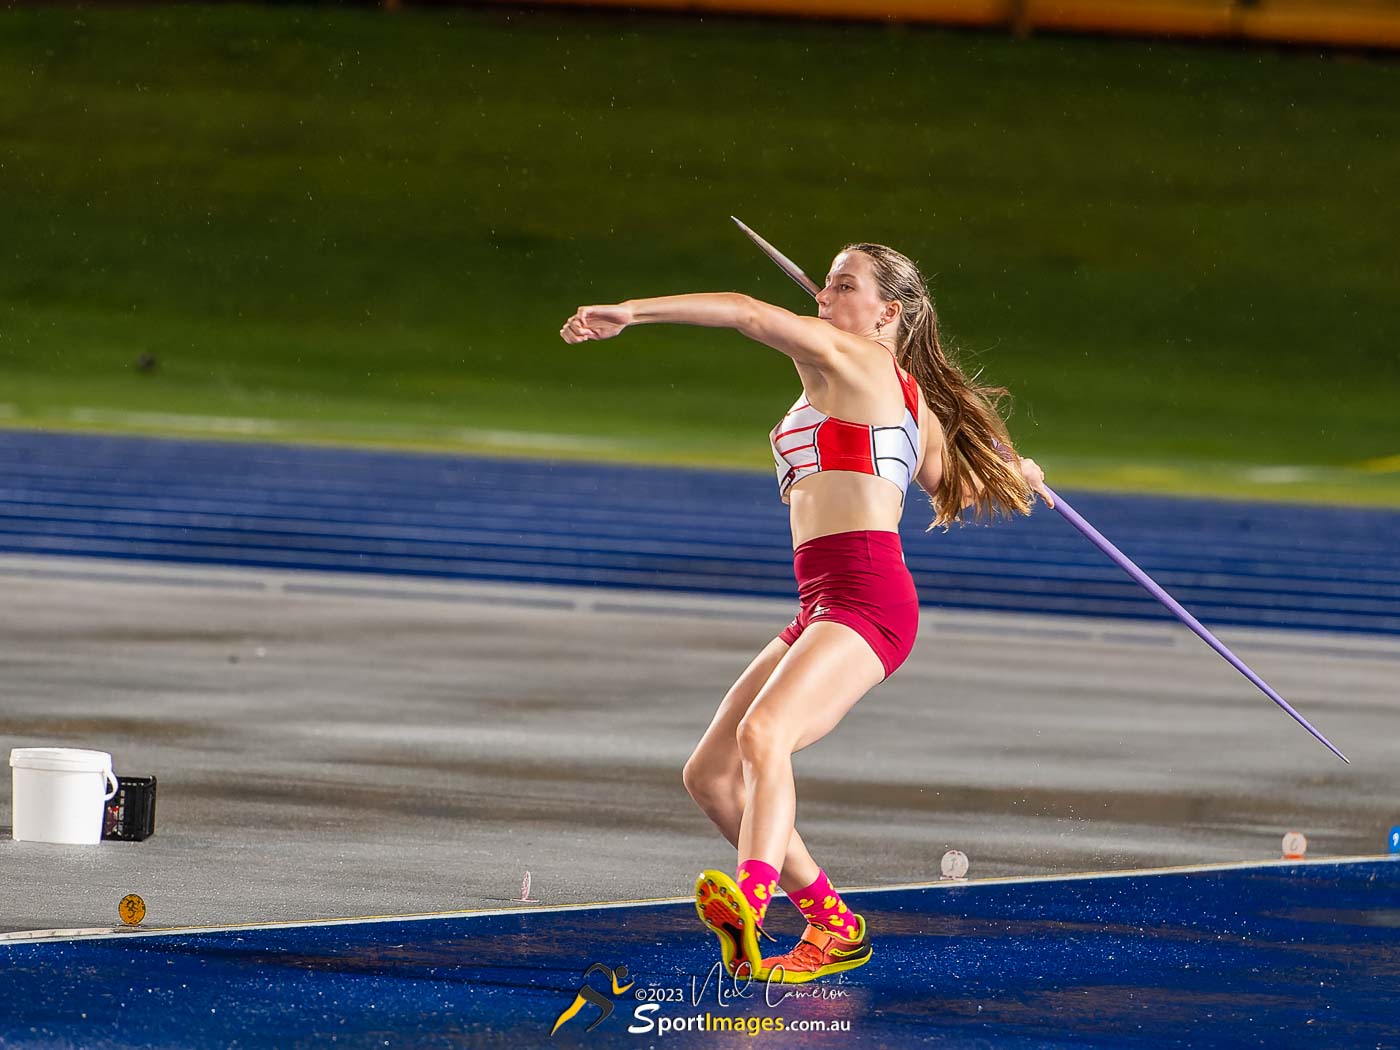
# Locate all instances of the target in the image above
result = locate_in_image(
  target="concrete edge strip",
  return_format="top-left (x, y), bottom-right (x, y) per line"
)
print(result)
top-left (5, 553), bottom-right (1400, 658)
top-left (0, 563), bottom-right (267, 592)
top-left (2, 854), bottom-right (1392, 947)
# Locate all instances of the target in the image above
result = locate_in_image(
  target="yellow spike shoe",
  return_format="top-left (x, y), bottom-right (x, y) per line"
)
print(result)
top-left (694, 869), bottom-right (765, 978)
top-left (758, 914), bottom-right (872, 984)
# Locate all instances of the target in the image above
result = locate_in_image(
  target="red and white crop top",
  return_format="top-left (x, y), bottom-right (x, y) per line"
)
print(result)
top-left (769, 357), bottom-right (922, 504)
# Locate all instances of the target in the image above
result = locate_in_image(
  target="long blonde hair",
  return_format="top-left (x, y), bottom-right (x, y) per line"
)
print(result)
top-left (846, 242), bottom-right (1031, 528)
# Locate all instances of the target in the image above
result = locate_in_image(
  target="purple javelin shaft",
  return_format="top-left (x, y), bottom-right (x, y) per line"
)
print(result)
top-left (733, 216), bottom-right (1349, 764)
top-left (1045, 486), bottom-right (1348, 764)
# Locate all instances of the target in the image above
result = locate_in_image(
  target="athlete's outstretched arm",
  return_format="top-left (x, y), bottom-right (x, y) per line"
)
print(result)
top-left (560, 293), bottom-right (840, 366)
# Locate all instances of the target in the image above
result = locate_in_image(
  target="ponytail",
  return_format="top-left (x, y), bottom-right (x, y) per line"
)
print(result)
top-left (846, 243), bottom-right (1032, 529)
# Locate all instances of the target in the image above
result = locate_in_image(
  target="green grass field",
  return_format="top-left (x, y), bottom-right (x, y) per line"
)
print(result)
top-left (2, 5), bottom-right (1397, 505)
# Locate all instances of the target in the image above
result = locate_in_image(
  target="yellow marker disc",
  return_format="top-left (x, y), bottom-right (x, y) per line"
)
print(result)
top-left (118, 893), bottom-right (147, 926)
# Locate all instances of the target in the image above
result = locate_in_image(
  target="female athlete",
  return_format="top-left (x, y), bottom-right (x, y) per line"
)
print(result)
top-left (560, 243), bottom-right (1051, 983)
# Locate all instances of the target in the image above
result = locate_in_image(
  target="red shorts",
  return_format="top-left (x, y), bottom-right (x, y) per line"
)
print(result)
top-left (778, 530), bottom-right (919, 679)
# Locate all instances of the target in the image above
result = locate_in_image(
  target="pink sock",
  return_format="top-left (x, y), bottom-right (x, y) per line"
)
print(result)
top-left (736, 859), bottom-right (781, 927)
top-left (790, 869), bottom-right (856, 938)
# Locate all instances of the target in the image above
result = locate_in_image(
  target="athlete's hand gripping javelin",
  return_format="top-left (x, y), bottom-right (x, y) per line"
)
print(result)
top-left (1019, 458), bottom-right (1052, 508)
top-left (992, 440), bottom-right (1053, 509)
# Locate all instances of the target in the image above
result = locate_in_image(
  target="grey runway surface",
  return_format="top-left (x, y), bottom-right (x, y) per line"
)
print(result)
top-left (2, 555), bottom-right (1396, 936)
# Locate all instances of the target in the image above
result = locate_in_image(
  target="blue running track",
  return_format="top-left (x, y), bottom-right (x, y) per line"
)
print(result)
top-left (1, 430), bottom-right (1397, 635)
top-left (2, 859), bottom-right (1397, 1048)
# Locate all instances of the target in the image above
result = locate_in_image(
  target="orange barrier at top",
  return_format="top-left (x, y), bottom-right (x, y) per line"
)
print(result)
top-left (478, 0), bottom-right (1014, 25)
top-left (1028, 0), bottom-right (1400, 48)
top-left (470, 0), bottom-right (1400, 50)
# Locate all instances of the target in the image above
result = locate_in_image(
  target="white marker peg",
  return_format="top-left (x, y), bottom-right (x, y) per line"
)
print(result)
top-left (940, 850), bottom-right (969, 880)
top-left (520, 870), bottom-right (539, 903)
top-left (1282, 831), bottom-right (1308, 860)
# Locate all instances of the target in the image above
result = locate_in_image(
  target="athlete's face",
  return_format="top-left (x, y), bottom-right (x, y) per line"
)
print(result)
top-left (815, 251), bottom-right (898, 339)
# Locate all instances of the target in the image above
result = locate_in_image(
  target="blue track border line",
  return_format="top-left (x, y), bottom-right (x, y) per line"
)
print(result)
top-left (4, 853), bottom-right (1392, 946)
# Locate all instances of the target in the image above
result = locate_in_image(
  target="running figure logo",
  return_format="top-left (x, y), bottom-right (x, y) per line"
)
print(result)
top-left (551, 963), bottom-right (635, 1035)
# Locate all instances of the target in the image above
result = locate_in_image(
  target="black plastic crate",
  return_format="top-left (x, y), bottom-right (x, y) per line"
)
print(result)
top-left (103, 775), bottom-right (157, 842)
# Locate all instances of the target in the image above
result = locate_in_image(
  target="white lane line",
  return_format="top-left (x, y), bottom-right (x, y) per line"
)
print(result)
top-left (62, 408), bottom-right (633, 453)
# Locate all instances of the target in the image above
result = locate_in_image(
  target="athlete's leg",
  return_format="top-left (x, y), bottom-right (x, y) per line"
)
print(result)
top-left (691, 622), bottom-right (882, 979)
top-left (734, 621), bottom-right (885, 872)
top-left (682, 636), bottom-right (824, 892)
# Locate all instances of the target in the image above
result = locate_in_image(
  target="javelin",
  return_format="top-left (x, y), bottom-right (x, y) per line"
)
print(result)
top-left (731, 216), bottom-right (1348, 764)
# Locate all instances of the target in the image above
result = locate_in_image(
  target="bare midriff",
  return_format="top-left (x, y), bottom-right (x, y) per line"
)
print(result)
top-left (786, 471), bottom-right (908, 549)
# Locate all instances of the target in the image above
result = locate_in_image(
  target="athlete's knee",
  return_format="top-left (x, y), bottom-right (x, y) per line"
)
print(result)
top-left (734, 713), bottom-right (791, 764)
top-left (681, 754), bottom-right (707, 799)
top-left (682, 753), bottom-right (732, 807)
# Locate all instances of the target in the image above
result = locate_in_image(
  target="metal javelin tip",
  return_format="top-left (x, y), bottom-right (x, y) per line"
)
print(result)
top-left (730, 216), bottom-right (821, 298)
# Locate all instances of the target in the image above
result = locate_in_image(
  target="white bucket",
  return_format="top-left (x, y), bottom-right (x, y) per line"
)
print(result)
top-left (10, 748), bottom-right (119, 844)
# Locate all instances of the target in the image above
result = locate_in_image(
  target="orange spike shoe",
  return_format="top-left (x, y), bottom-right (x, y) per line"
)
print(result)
top-left (694, 869), bottom-right (769, 978)
top-left (757, 914), bottom-right (872, 984)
